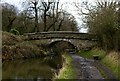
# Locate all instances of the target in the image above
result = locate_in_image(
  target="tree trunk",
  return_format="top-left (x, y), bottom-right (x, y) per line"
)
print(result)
top-left (34, 2), bottom-right (39, 32)
top-left (7, 17), bottom-right (16, 32)
top-left (43, 11), bottom-right (47, 31)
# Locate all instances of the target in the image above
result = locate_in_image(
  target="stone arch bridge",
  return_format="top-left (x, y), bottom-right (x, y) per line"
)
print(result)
top-left (25, 31), bottom-right (97, 51)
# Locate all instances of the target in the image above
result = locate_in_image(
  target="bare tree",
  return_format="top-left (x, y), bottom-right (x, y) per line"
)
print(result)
top-left (23, 0), bottom-right (78, 32)
top-left (41, 1), bottom-right (53, 31)
top-left (23, 0), bottom-right (41, 32)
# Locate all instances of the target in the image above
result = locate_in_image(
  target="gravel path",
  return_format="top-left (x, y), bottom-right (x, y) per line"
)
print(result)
top-left (70, 54), bottom-right (104, 80)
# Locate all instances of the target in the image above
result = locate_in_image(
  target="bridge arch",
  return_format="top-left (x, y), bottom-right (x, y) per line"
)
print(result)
top-left (48, 39), bottom-right (78, 51)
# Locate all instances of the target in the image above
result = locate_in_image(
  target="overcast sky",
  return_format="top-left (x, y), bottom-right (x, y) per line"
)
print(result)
top-left (1, 0), bottom-right (96, 32)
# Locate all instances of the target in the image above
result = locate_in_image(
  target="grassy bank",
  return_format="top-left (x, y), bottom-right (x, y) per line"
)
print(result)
top-left (2, 31), bottom-right (48, 62)
top-left (101, 51), bottom-right (120, 79)
top-left (56, 53), bottom-right (76, 79)
top-left (78, 48), bottom-right (120, 79)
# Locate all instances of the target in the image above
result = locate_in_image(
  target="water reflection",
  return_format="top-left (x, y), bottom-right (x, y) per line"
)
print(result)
top-left (2, 58), bottom-right (56, 80)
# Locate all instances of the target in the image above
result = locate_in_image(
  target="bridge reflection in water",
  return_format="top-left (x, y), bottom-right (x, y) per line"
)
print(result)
top-left (2, 58), bottom-right (55, 79)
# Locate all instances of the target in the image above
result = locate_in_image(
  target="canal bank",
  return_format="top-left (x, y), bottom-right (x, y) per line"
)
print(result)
top-left (56, 53), bottom-right (77, 79)
top-left (2, 31), bottom-right (65, 79)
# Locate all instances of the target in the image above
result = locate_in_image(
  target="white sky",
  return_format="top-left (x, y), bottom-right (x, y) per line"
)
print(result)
top-left (0, 0), bottom-right (96, 33)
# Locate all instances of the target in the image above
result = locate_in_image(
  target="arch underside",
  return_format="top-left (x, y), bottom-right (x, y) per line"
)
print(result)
top-left (32, 38), bottom-right (96, 51)
top-left (48, 39), bottom-right (77, 50)
top-left (48, 39), bottom-right (96, 51)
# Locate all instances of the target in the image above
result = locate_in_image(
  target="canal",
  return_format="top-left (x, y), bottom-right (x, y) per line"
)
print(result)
top-left (2, 58), bottom-right (57, 80)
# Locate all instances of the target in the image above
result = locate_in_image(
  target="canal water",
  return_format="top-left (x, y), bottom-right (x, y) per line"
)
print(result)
top-left (2, 58), bottom-right (56, 80)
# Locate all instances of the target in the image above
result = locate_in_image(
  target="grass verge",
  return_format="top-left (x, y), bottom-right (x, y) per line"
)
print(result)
top-left (56, 53), bottom-right (76, 79)
top-left (101, 52), bottom-right (120, 79)
top-left (77, 48), bottom-right (120, 80)
top-left (78, 48), bottom-right (106, 59)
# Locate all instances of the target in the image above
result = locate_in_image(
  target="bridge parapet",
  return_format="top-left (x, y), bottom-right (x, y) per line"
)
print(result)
top-left (25, 31), bottom-right (97, 41)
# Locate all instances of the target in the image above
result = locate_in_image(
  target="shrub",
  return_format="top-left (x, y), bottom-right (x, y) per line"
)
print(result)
top-left (10, 28), bottom-right (20, 35)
